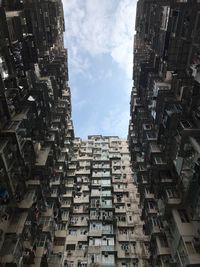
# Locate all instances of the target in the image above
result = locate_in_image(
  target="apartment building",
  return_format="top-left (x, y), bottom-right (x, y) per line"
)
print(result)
top-left (64, 135), bottom-right (149, 267)
top-left (129, 0), bottom-right (200, 266)
top-left (0, 0), bottom-right (74, 266)
top-left (0, 0), bottom-right (149, 266)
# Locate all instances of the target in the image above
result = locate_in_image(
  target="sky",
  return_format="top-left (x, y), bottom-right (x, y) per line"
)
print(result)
top-left (62, 0), bottom-right (137, 138)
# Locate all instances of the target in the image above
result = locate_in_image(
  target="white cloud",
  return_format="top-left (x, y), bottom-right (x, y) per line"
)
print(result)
top-left (63, 0), bottom-right (136, 78)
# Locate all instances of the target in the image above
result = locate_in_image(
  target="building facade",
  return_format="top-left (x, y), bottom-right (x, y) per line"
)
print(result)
top-left (129, 0), bottom-right (200, 266)
top-left (0, 0), bottom-right (74, 266)
top-left (65, 135), bottom-right (149, 267)
top-left (0, 1), bottom-right (148, 267)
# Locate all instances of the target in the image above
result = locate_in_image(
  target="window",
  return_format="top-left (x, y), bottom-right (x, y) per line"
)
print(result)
top-left (149, 202), bottom-right (155, 210)
top-left (57, 223), bottom-right (66, 230)
top-left (62, 211), bottom-right (68, 217)
top-left (121, 243), bottom-right (129, 250)
top-left (37, 236), bottom-right (46, 247)
top-left (54, 237), bottom-right (65, 246)
top-left (66, 244), bottom-right (76, 250)
top-left (159, 236), bottom-right (169, 247)
top-left (78, 262), bottom-right (87, 267)
top-left (69, 229), bottom-right (77, 235)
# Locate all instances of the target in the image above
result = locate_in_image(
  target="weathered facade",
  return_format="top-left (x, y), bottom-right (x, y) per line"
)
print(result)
top-left (129, 0), bottom-right (200, 266)
top-left (0, 0), bottom-right (74, 266)
top-left (0, 0), bottom-right (148, 266)
top-left (65, 135), bottom-right (148, 267)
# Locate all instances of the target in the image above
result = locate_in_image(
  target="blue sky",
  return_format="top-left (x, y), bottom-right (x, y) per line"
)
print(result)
top-left (62, 0), bottom-right (137, 138)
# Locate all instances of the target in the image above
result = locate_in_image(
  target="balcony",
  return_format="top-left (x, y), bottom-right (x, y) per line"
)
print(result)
top-left (146, 201), bottom-right (158, 216)
top-left (89, 223), bottom-right (102, 237)
top-left (74, 194), bottom-right (89, 204)
top-left (116, 215), bottom-right (127, 227)
top-left (18, 190), bottom-right (36, 210)
top-left (90, 211), bottom-right (113, 222)
top-left (155, 235), bottom-right (171, 256)
top-left (116, 242), bottom-right (138, 259)
top-left (148, 217), bottom-right (163, 236)
top-left (60, 199), bottom-right (71, 209)
top-left (69, 215), bottom-right (89, 227)
top-left (177, 237), bottom-right (200, 267)
top-left (49, 188), bottom-right (58, 198)
top-left (53, 236), bottom-right (66, 254)
top-left (140, 175), bottom-right (149, 186)
top-left (89, 222), bottom-right (114, 236)
top-left (7, 212), bottom-right (28, 235)
top-left (137, 164), bottom-right (148, 174)
top-left (113, 184), bottom-right (127, 193)
top-left (153, 156), bottom-right (167, 168)
top-left (38, 215), bottom-right (54, 234)
top-left (101, 253), bottom-right (115, 267)
top-left (102, 190), bottom-right (112, 197)
top-left (88, 237), bottom-right (115, 252)
top-left (101, 199), bottom-right (113, 209)
top-left (92, 171), bottom-right (111, 178)
top-left (87, 253), bottom-right (115, 267)
top-left (61, 211), bottom-right (69, 222)
top-left (50, 177), bottom-right (61, 186)
top-left (115, 205), bottom-right (126, 214)
top-left (144, 189), bottom-right (155, 200)
top-left (91, 189), bottom-right (101, 197)
top-left (165, 188), bottom-right (181, 206)
top-left (62, 189), bottom-right (73, 198)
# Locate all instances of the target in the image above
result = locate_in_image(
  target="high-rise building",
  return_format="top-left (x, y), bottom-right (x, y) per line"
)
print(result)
top-left (0, 0), bottom-right (74, 266)
top-left (65, 135), bottom-right (149, 267)
top-left (0, 1), bottom-right (149, 267)
top-left (129, 0), bottom-right (200, 266)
